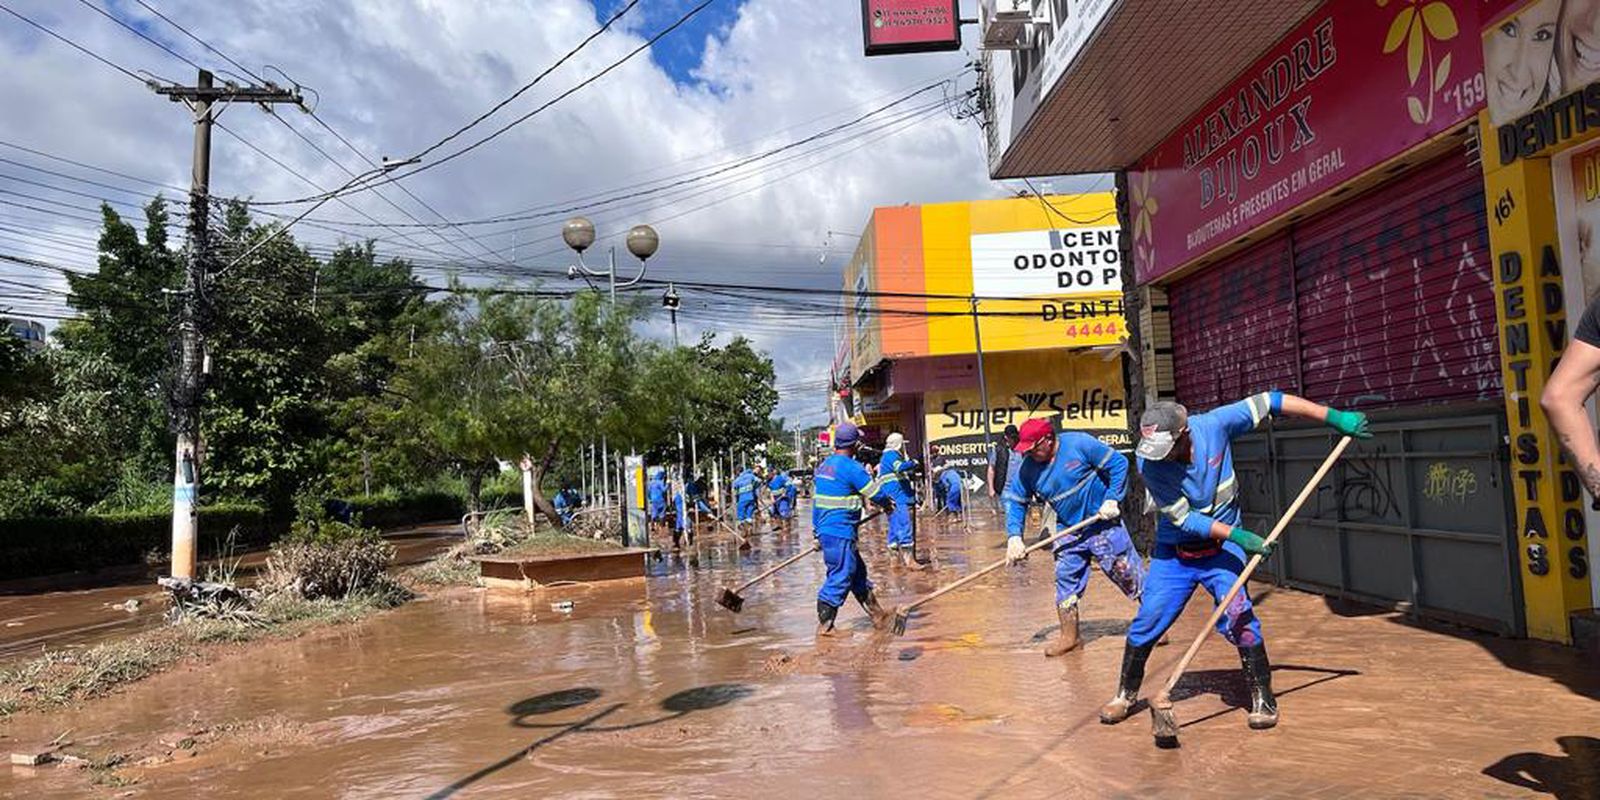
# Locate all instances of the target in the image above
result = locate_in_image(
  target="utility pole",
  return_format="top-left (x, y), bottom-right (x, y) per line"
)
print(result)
top-left (969, 294), bottom-right (995, 473)
top-left (155, 70), bottom-right (301, 580)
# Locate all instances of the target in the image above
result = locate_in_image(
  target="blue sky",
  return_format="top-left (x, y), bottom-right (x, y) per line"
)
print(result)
top-left (594, 0), bottom-right (747, 88)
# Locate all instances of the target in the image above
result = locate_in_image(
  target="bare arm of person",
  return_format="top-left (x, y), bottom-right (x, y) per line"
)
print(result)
top-left (1542, 339), bottom-right (1600, 500)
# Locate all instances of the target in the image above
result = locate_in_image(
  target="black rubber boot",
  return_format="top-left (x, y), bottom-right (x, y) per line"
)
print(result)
top-left (1099, 641), bottom-right (1154, 724)
top-left (1240, 644), bottom-right (1279, 730)
top-left (816, 600), bottom-right (840, 637)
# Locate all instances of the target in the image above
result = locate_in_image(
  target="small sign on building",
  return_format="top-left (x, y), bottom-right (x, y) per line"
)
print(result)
top-left (861, 0), bottom-right (961, 56)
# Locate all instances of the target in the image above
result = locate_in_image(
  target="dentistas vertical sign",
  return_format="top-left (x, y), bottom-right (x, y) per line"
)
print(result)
top-left (1128, 0), bottom-right (1485, 284)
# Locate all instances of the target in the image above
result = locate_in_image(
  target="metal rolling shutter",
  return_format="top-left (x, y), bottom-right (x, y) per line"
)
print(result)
top-left (1168, 232), bottom-right (1298, 411)
top-left (1291, 155), bottom-right (1501, 409)
top-left (1169, 153), bottom-right (1500, 411)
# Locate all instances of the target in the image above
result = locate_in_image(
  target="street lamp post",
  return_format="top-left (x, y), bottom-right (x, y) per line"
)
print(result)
top-left (563, 216), bottom-right (659, 304)
top-left (662, 283), bottom-right (681, 347)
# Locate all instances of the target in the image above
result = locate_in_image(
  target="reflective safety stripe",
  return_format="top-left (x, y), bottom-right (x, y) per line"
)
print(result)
top-left (1159, 495), bottom-right (1191, 526)
top-left (862, 476), bottom-right (889, 498)
top-left (1245, 393), bottom-right (1272, 427)
top-left (814, 494), bottom-right (863, 510)
top-left (1196, 474), bottom-right (1236, 514)
top-left (1097, 450), bottom-right (1115, 468)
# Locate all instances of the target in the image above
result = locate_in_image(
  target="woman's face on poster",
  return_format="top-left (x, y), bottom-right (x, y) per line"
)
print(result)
top-left (1559, 0), bottom-right (1600, 89)
top-left (1488, 0), bottom-right (1560, 124)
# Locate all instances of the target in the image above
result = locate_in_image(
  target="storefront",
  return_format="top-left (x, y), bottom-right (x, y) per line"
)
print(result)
top-left (1478, 0), bottom-right (1600, 643)
top-left (839, 193), bottom-right (1129, 486)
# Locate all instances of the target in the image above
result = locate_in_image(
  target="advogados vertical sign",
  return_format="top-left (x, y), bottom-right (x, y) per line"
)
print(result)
top-left (1128, 0), bottom-right (1486, 284)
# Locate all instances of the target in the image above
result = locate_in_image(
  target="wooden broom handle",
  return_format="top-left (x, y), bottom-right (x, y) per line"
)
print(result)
top-left (1155, 436), bottom-right (1353, 700)
top-left (904, 514), bottom-right (1102, 614)
top-left (731, 544), bottom-right (819, 594)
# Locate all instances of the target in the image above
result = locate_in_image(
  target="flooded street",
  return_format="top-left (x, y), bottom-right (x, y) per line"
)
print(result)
top-left (0, 526), bottom-right (462, 661)
top-left (3, 511), bottom-right (1598, 799)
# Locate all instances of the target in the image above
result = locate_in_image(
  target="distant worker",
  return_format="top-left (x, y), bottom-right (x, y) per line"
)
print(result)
top-left (937, 463), bottom-right (964, 515)
top-left (672, 475), bottom-right (693, 550)
top-left (687, 475), bottom-right (716, 519)
top-left (987, 424), bottom-right (1021, 512)
top-left (1003, 418), bottom-right (1143, 657)
top-left (732, 464), bottom-right (761, 535)
top-left (553, 486), bottom-right (578, 527)
top-left (812, 423), bottom-right (896, 636)
top-left (1100, 392), bottom-right (1371, 731)
top-left (768, 469), bottom-right (795, 530)
top-left (877, 432), bottom-right (920, 565)
top-left (647, 467), bottom-right (669, 540)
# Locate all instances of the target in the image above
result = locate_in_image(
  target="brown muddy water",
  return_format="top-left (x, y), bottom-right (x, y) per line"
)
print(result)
top-left (2, 513), bottom-right (1597, 799)
top-left (0, 527), bottom-right (462, 661)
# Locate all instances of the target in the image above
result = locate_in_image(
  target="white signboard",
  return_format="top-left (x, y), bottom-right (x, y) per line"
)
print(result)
top-left (970, 226), bottom-right (1121, 297)
top-left (982, 0), bottom-right (1118, 171)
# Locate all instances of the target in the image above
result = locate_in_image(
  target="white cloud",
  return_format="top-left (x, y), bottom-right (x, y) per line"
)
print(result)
top-left (0, 0), bottom-right (1014, 425)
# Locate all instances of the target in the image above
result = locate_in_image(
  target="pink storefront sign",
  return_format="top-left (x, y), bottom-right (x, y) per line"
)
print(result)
top-left (1129, 0), bottom-right (1486, 284)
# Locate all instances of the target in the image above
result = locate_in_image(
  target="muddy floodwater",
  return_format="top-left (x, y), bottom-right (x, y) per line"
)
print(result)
top-left (3, 512), bottom-right (1598, 798)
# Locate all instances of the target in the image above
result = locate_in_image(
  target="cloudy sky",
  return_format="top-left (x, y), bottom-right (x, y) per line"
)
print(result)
top-left (0, 0), bottom-right (1086, 426)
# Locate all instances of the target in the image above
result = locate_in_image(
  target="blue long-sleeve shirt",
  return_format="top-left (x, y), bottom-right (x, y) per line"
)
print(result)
top-left (1138, 391), bottom-right (1282, 547)
top-left (767, 472), bottom-right (792, 496)
top-left (732, 470), bottom-right (759, 504)
top-left (937, 468), bottom-right (963, 498)
top-left (647, 477), bottom-right (668, 508)
top-left (812, 453), bottom-right (892, 539)
top-left (1003, 432), bottom-right (1127, 539)
top-left (877, 450), bottom-right (917, 502)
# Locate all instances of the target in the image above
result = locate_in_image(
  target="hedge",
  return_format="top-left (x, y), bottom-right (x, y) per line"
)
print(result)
top-left (0, 504), bottom-right (271, 581)
top-left (344, 490), bottom-right (527, 529)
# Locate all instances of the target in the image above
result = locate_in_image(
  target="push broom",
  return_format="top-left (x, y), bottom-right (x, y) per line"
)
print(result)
top-left (890, 514), bottom-right (1102, 636)
top-left (715, 511), bottom-right (883, 612)
top-left (1149, 436), bottom-right (1352, 748)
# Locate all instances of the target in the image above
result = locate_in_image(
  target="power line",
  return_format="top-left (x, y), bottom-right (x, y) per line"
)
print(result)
top-left (132, 0), bottom-right (266, 84)
top-left (250, 0), bottom-right (725, 206)
top-left (73, 0), bottom-right (204, 72)
top-left (0, 1), bottom-right (144, 82)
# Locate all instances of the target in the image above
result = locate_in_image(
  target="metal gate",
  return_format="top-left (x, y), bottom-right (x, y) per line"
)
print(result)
top-left (1233, 406), bottom-right (1522, 636)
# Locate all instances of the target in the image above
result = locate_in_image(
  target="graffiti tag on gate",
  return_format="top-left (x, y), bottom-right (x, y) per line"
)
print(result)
top-left (1422, 461), bottom-right (1478, 504)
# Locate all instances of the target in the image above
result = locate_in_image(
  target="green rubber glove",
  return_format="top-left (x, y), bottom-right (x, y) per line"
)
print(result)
top-left (1325, 408), bottom-right (1372, 439)
top-left (1227, 527), bottom-right (1276, 558)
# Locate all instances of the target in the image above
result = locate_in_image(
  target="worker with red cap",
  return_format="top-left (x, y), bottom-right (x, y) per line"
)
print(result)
top-left (1003, 417), bottom-right (1145, 657)
top-left (811, 422), bottom-right (896, 636)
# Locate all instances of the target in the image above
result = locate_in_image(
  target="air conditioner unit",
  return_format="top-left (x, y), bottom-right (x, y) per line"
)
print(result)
top-left (982, 1), bottom-right (1039, 51)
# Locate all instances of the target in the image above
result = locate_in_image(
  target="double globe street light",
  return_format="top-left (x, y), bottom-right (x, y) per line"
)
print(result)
top-left (562, 216), bottom-right (659, 305)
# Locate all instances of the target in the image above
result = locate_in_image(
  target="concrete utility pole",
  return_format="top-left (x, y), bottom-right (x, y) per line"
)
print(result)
top-left (154, 70), bottom-right (301, 580)
top-left (969, 294), bottom-right (995, 475)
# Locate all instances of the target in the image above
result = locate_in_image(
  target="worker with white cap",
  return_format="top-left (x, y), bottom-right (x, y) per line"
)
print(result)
top-left (877, 431), bottom-right (920, 566)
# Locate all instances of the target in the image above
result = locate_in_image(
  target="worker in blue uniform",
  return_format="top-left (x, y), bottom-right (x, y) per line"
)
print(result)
top-left (671, 475), bottom-right (693, 550)
top-left (1099, 391), bottom-right (1370, 731)
top-left (732, 465), bottom-right (761, 535)
top-left (767, 469), bottom-right (795, 530)
top-left (647, 468), bottom-right (669, 541)
top-left (877, 432), bottom-right (920, 566)
top-left (553, 486), bottom-right (578, 527)
top-left (1003, 418), bottom-right (1145, 657)
top-left (936, 463), bottom-right (964, 515)
top-left (812, 423), bottom-right (896, 636)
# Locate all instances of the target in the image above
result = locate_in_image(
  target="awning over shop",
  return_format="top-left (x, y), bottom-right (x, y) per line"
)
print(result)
top-left (989, 0), bottom-right (1322, 177)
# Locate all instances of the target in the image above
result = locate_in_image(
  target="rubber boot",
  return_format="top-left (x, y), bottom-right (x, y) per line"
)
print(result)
top-left (1043, 603), bottom-right (1081, 657)
top-left (1099, 641), bottom-right (1154, 724)
top-left (859, 591), bottom-right (893, 630)
top-left (1240, 644), bottom-right (1278, 730)
top-left (816, 600), bottom-right (840, 638)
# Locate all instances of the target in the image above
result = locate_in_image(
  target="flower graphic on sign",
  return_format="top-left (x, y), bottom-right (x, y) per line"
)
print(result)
top-left (1379, 0), bottom-right (1459, 124)
top-left (1130, 169), bottom-right (1158, 268)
